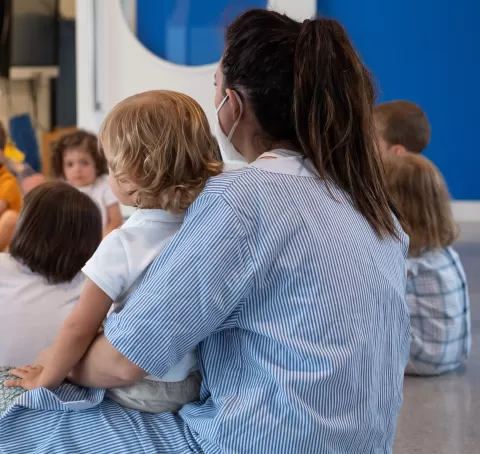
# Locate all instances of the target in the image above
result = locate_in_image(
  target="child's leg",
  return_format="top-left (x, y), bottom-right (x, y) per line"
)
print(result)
top-left (0, 210), bottom-right (18, 251)
top-left (0, 367), bottom-right (26, 414)
top-left (105, 372), bottom-right (201, 413)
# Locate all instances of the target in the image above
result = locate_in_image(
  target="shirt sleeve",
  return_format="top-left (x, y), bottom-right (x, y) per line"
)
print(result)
top-left (82, 230), bottom-right (130, 301)
top-left (104, 193), bottom-right (254, 378)
top-left (101, 178), bottom-right (119, 207)
top-left (0, 175), bottom-right (21, 211)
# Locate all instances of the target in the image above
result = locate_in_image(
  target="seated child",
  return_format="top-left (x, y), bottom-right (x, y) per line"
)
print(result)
top-left (0, 123), bottom-right (22, 251)
top-left (0, 182), bottom-right (102, 412)
top-left (6, 90), bottom-right (223, 413)
top-left (374, 100), bottom-right (431, 155)
top-left (383, 153), bottom-right (470, 375)
top-left (51, 129), bottom-right (123, 236)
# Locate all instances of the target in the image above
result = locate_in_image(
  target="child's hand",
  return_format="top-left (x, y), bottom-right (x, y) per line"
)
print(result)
top-left (4, 365), bottom-right (56, 390)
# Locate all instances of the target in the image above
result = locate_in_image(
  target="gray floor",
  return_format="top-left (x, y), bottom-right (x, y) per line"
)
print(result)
top-left (394, 227), bottom-right (480, 453)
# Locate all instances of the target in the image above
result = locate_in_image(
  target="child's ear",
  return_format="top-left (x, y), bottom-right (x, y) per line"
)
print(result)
top-left (390, 144), bottom-right (408, 155)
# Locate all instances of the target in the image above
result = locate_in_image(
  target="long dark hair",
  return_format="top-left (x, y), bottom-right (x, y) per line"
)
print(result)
top-left (222, 9), bottom-right (400, 239)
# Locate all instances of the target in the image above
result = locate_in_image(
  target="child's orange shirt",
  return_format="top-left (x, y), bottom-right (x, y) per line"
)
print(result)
top-left (0, 164), bottom-right (22, 213)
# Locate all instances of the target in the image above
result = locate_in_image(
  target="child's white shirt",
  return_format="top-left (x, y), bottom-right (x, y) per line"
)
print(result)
top-left (82, 209), bottom-right (197, 382)
top-left (77, 176), bottom-right (118, 229)
top-left (0, 253), bottom-right (85, 366)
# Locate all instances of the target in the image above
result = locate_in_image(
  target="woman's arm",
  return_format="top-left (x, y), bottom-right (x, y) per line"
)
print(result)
top-left (68, 333), bottom-right (147, 388)
top-left (71, 194), bottom-right (254, 384)
top-left (5, 279), bottom-right (112, 390)
top-left (104, 203), bottom-right (123, 237)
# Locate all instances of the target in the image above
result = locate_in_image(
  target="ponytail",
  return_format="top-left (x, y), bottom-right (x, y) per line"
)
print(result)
top-left (224, 10), bottom-right (401, 239)
top-left (293, 19), bottom-right (400, 239)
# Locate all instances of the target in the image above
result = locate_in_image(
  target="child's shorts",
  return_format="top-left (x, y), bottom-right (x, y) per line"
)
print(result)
top-left (0, 367), bottom-right (25, 415)
top-left (105, 371), bottom-right (201, 413)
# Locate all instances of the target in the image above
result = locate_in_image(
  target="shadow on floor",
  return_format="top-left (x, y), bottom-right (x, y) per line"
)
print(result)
top-left (394, 240), bottom-right (480, 453)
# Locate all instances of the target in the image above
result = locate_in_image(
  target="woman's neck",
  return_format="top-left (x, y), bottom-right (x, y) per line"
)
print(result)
top-left (240, 138), bottom-right (299, 163)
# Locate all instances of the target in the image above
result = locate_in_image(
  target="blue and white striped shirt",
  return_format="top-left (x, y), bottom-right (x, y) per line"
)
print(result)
top-left (405, 247), bottom-right (470, 375)
top-left (0, 153), bottom-right (410, 453)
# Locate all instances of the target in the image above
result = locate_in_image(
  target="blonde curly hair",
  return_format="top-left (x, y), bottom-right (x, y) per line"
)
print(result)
top-left (99, 90), bottom-right (222, 213)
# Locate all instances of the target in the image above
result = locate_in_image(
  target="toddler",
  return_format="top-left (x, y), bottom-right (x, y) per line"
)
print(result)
top-left (374, 100), bottom-right (431, 155)
top-left (51, 129), bottom-right (122, 236)
top-left (383, 153), bottom-right (470, 375)
top-left (6, 90), bottom-right (222, 412)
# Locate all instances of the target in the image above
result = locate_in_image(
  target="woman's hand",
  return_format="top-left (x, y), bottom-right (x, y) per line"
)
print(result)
top-left (4, 365), bottom-right (60, 390)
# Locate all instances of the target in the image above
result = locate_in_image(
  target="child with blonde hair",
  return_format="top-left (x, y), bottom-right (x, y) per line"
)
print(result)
top-left (52, 129), bottom-right (123, 236)
top-left (6, 90), bottom-right (222, 412)
top-left (383, 153), bottom-right (470, 375)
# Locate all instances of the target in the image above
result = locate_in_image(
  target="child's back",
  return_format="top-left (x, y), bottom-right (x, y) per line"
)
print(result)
top-left (0, 253), bottom-right (85, 365)
top-left (83, 209), bottom-right (198, 385)
top-left (406, 247), bottom-right (470, 375)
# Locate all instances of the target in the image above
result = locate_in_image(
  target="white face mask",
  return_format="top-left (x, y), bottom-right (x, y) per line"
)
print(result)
top-left (214, 91), bottom-right (247, 167)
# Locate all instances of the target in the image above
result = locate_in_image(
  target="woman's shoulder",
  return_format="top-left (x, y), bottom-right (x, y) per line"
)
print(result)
top-left (203, 166), bottom-right (254, 196)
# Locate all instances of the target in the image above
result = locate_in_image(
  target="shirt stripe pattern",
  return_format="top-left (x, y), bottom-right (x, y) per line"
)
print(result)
top-left (0, 156), bottom-right (410, 454)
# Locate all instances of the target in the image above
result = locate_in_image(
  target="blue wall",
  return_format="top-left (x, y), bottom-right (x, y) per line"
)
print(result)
top-left (137, 0), bottom-right (266, 65)
top-left (321, 0), bottom-right (480, 200)
top-left (136, 0), bottom-right (479, 199)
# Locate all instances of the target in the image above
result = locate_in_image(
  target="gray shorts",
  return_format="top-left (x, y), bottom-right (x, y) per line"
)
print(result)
top-left (105, 371), bottom-right (201, 413)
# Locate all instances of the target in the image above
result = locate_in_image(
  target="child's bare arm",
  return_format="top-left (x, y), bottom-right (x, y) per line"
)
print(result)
top-left (104, 203), bottom-right (122, 237)
top-left (5, 279), bottom-right (112, 390)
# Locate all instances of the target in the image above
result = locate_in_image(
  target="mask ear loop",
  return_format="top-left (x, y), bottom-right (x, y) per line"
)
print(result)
top-left (216, 95), bottom-right (228, 114)
top-left (227, 91), bottom-right (244, 141)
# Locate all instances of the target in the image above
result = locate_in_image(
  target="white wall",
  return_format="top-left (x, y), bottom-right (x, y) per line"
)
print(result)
top-left (76, 0), bottom-right (317, 133)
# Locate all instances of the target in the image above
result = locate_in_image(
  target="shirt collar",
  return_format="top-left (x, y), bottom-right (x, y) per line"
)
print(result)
top-left (249, 149), bottom-right (318, 178)
top-left (128, 208), bottom-right (185, 224)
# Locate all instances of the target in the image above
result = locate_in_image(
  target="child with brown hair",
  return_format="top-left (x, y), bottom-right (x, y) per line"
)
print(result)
top-left (374, 100), bottom-right (431, 155)
top-left (52, 129), bottom-right (122, 236)
top-left (0, 182), bottom-right (102, 414)
top-left (0, 122), bottom-right (22, 251)
top-left (6, 90), bottom-right (222, 412)
top-left (383, 153), bottom-right (470, 375)
top-left (0, 182), bottom-right (102, 362)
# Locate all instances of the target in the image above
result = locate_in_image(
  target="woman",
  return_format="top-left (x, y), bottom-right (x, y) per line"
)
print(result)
top-left (0, 10), bottom-right (410, 454)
